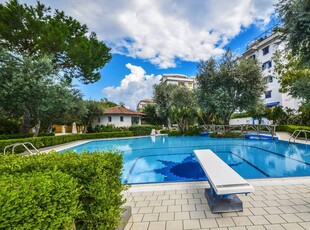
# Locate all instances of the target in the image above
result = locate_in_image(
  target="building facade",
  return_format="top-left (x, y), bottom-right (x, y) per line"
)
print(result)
top-left (242, 32), bottom-right (301, 110)
top-left (159, 74), bottom-right (195, 89)
top-left (92, 106), bottom-right (144, 127)
top-left (137, 99), bottom-right (155, 111)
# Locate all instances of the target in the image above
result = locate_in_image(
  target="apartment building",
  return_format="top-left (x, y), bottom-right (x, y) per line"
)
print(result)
top-left (242, 31), bottom-right (300, 110)
top-left (159, 74), bottom-right (195, 89)
top-left (136, 99), bottom-right (155, 111)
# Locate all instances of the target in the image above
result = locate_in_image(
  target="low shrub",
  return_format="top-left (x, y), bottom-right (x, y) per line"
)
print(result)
top-left (0, 132), bottom-right (55, 140)
top-left (94, 124), bottom-right (125, 132)
top-left (0, 133), bottom-right (33, 140)
top-left (129, 125), bottom-right (155, 136)
top-left (0, 131), bottom-right (133, 153)
top-left (276, 125), bottom-right (310, 138)
top-left (210, 132), bottom-right (242, 138)
top-left (0, 170), bottom-right (80, 230)
top-left (231, 113), bottom-right (250, 119)
top-left (0, 150), bottom-right (126, 230)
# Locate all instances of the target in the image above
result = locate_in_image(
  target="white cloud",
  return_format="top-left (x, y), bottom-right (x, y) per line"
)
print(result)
top-left (102, 63), bottom-right (161, 109)
top-left (9, 0), bottom-right (277, 68)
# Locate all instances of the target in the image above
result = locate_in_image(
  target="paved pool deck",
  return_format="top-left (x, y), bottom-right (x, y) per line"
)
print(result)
top-left (123, 178), bottom-right (310, 230)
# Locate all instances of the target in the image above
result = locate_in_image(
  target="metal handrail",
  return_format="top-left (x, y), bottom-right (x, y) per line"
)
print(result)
top-left (289, 130), bottom-right (310, 143)
top-left (3, 142), bottom-right (40, 155)
top-left (202, 124), bottom-right (277, 139)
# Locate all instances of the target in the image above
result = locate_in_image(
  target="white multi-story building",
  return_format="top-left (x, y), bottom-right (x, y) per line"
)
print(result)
top-left (159, 74), bottom-right (195, 90)
top-left (242, 31), bottom-right (301, 110)
top-left (136, 99), bottom-right (155, 111)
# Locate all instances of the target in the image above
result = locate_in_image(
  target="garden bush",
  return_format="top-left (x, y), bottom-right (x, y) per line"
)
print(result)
top-left (0, 170), bottom-right (80, 230)
top-left (129, 125), bottom-right (155, 136)
top-left (276, 124), bottom-right (310, 133)
top-left (0, 150), bottom-right (126, 230)
top-left (93, 124), bottom-right (126, 132)
top-left (0, 132), bottom-right (55, 140)
top-left (0, 131), bottom-right (133, 153)
top-left (276, 125), bottom-right (310, 138)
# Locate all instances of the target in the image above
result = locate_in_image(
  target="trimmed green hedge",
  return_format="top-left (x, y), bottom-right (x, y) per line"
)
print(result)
top-left (0, 150), bottom-right (126, 230)
top-left (276, 125), bottom-right (310, 133)
top-left (129, 125), bottom-right (155, 136)
top-left (276, 125), bottom-right (310, 138)
top-left (0, 132), bottom-right (55, 140)
top-left (0, 170), bottom-right (80, 229)
top-left (0, 131), bottom-right (133, 153)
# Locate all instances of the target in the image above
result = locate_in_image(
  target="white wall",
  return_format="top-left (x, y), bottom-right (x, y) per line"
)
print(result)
top-left (229, 117), bottom-right (253, 125)
top-left (229, 117), bottom-right (273, 125)
top-left (92, 114), bottom-right (141, 127)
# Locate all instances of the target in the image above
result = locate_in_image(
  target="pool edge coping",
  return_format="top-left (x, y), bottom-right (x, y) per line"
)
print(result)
top-left (126, 177), bottom-right (310, 192)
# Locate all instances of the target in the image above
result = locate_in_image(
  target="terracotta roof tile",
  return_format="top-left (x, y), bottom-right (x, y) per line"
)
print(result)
top-left (103, 106), bottom-right (145, 115)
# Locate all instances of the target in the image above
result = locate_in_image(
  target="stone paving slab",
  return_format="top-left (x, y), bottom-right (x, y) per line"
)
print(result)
top-left (124, 181), bottom-right (310, 230)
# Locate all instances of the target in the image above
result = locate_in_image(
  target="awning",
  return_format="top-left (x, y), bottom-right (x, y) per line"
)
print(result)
top-left (266, 101), bottom-right (280, 107)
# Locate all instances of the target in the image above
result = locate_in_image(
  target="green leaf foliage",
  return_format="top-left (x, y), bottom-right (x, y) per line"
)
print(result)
top-left (0, 0), bottom-right (112, 83)
top-left (0, 170), bottom-right (80, 230)
top-left (276, 0), bottom-right (310, 66)
top-left (129, 125), bottom-right (155, 136)
top-left (0, 131), bottom-right (133, 153)
top-left (196, 50), bottom-right (264, 124)
top-left (0, 150), bottom-right (126, 229)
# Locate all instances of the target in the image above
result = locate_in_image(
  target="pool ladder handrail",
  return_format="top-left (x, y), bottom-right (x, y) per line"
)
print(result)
top-left (3, 142), bottom-right (40, 155)
top-left (289, 130), bottom-right (309, 143)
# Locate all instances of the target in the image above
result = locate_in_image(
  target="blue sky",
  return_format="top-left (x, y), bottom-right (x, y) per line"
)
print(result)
top-left (2, 0), bottom-right (279, 109)
top-left (80, 16), bottom-right (280, 108)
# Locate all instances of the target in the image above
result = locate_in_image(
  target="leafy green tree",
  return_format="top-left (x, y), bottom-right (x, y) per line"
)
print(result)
top-left (0, 0), bottom-right (111, 83)
top-left (170, 87), bottom-right (197, 132)
top-left (82, 98), bottom-right (117, 131)
top-left (275, 0), bottom-right (310, 115)
top-left (196, 58), bottom-right (218, 124)
top-left (40, 87), bottom-right (87, 133)
top-left (0, 48), bottom-right (86, 135)
top-left (247, 101), bottom-right (267, 124)
top-left (141, 104), bottom-right (163, 125)
top-left (276, 0), bottom-right (310, 66)
top-left (274, 51), bottom-right (310, 103)
top-left (153, 83), bottom-right (179, 129)
top-left (196, 50), bottom-right (264, 124)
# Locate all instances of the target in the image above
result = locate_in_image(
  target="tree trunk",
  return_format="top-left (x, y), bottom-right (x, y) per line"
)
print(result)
top-left (47, 123), bottom-right (54, 133)
top-left (20, 109), bottom-right (31, 133)
top-left (167, 117), bottom-right (171, 130)
top-left (34, 120), bottom-right (41, 137)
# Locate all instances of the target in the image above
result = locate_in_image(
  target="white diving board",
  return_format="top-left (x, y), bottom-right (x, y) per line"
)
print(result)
top-left (194, 149), bottom-right (254, 213)
top-left (194, 149), bottom-right (254, 195)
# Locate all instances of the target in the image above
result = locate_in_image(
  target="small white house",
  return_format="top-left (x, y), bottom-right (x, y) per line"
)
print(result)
top-left (92, 106), bottom-right (145, 127)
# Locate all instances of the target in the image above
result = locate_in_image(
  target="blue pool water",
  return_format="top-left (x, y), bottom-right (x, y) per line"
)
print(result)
top-left (62, 136), bottom-right (310, 184)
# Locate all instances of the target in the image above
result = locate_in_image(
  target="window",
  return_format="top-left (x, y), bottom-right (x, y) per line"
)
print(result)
top-left (262, 61), bottom-right (272, 70)
top-left (249, 54), bottom-right (256, 59)
top-left (262, 46), bottom-right (269, 55)
top-left (120, 116), bottom-right (124, 122)
top-left (188, 83), bottom-right (193, 88)
top-left (108, 116), bottom-right (112, 122)
top-left (178, 82), bottom-right (185, 87)
top-left (268, 76), bottom-right (273, 83)
top-left (265, 90), bottom-right (272, 98)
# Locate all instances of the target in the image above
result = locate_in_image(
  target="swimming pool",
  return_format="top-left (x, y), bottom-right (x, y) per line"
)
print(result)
top-left (62, 136), bottom-right (310, 184)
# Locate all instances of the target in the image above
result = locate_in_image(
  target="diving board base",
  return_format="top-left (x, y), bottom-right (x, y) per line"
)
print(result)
top-left (205, 188), bottom-right (243, 213)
